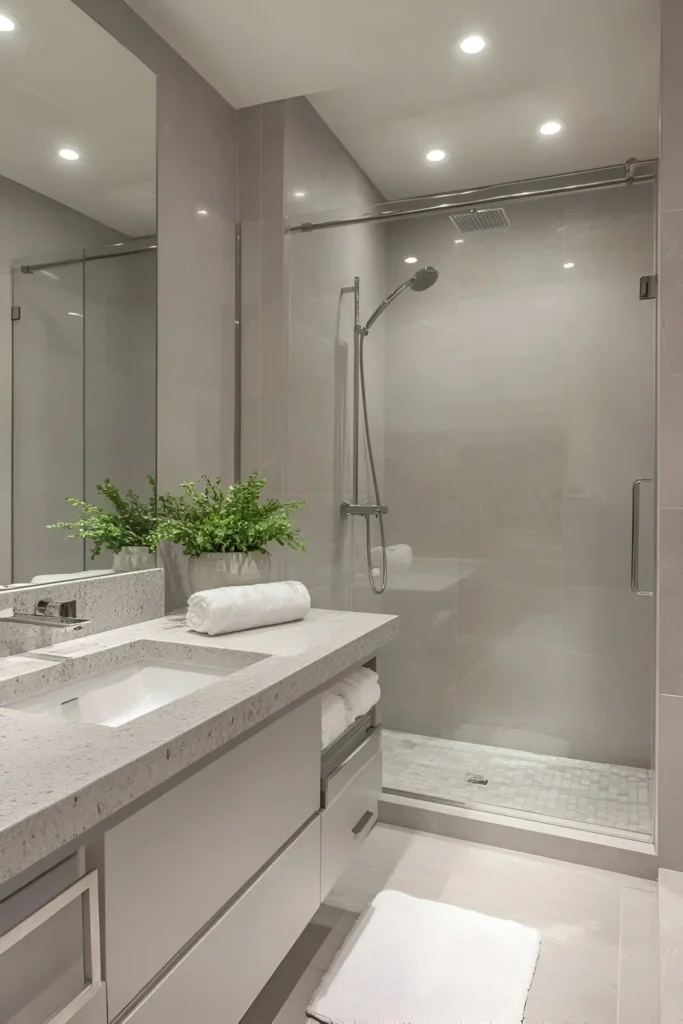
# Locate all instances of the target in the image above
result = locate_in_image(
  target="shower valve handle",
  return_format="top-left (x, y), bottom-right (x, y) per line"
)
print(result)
top-left (341, 502), bottom-right (388, 517)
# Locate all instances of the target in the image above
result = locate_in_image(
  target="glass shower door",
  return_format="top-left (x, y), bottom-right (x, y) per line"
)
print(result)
top-left (374, 183), bottom-right (656, 839)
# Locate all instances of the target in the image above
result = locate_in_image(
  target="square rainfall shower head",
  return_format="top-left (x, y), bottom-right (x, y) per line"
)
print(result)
top-left (450, 207), bottom-right (511, 233)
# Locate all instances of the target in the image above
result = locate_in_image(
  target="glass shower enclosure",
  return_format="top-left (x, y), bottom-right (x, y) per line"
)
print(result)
top-left (281, 163), bottom-right (657, 842)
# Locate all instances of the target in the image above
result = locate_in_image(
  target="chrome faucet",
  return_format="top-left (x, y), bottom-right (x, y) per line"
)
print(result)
top-left (1, 598), bottom-right (90, 630)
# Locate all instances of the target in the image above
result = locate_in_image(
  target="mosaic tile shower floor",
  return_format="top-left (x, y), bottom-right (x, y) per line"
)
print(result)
top-left (383, 729), bottom-right (653, 839)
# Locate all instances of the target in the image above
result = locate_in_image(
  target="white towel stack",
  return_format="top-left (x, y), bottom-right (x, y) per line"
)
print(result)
top-left (186, 580), bottom-right (310, 636)
top-left (321, 666), bottom-right (381, 748)
top-left (321, 693), bottom-right (349, 749)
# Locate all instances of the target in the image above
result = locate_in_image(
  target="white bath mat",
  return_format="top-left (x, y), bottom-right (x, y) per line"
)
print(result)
top-left (307, 889), bottom-right (541, 1024)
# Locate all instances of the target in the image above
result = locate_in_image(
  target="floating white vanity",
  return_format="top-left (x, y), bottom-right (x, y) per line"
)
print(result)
top-left (0, 607), bottom-right (396, 1024)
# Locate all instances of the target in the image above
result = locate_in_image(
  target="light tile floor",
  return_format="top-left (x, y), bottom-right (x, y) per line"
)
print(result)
top-left (242, 823), bottom-right (659, 1024)
top-left (241, 824), bottom-right (659, 1024)
top-left (659, 869), bottom-right (683, 1024)
top-left (384, 729), bottom-right (654, 839)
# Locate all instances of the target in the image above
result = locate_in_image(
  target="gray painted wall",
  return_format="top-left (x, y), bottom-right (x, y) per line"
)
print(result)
top-left (73, 0), bottom-right (238, 491)
top-left (72, 0), bottom-right (239, 609)
top-left (239, 97), bottom-right (387, 609)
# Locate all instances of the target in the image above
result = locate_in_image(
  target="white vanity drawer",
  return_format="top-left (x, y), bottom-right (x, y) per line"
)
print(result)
top-left (321, 750), bottom-right (382, 900)
top-left (323, 727), bottom-right (381, 807)
top-left (123, 817), bottom-right (321, 1024)
top-left (104, 696), bottom-right (321, 1019)
top-left (0, 868), bottom-right (103, 1024)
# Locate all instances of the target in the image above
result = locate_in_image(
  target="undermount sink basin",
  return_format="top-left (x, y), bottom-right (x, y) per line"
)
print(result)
top-left (8, 659), bottom-right (234, 728)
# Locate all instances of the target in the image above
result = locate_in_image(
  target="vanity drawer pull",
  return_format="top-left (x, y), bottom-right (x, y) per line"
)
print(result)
top-left (351, 810), bottom-right (374, 836)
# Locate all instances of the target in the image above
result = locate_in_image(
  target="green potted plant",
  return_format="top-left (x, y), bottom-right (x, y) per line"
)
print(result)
top-left (47, 477), bottom-right (160, 571)
top-left (158, 474), bottom-right (307, 592)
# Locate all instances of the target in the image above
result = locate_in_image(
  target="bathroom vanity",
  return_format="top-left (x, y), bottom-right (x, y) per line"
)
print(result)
top-left (0, 606), bottom-right (396, 1024)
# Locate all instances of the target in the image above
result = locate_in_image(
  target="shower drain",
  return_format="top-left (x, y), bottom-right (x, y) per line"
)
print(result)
top-left (465, 773), bottom-right (489, 786)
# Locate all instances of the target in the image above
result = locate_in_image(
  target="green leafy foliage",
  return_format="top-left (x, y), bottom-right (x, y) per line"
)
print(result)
top-left (157, 474), bottom-right (307, 557)
top-left (47, 476), bottom-right (160, 558)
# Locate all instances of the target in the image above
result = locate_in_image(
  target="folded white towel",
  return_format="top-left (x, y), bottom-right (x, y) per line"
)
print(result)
top-left (321, 692), bottom-right (351, 749)
top-left (186, 580), bottom-right (310, 636)
top-left (331, 667), bottom-right (381, 721)
top-left (371, 543), bottom-right (413, 570)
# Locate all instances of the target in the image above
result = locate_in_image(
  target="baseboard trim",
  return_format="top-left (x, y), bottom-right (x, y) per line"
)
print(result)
top-left (379, 792), bottom-right (658, 879)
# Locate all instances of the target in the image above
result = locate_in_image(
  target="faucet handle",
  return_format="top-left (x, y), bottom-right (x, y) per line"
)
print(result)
top-left (36, 598), bottom-right (77, 618)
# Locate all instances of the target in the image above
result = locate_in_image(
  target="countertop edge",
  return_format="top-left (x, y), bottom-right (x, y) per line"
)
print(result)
top-left (0, 611), bottom-right (397, 886)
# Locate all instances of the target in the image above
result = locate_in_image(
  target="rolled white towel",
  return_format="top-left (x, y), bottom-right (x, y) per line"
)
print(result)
top-left (371, 543), bottom-right (413, 570)
top-left (321, 692), bottom-right (351, 749)
top-left (186, 580), bottom-right (311, 636)
top-left (331, 667), bottom-right (381, 721)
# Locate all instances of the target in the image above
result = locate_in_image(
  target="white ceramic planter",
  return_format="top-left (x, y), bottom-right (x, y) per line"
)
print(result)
top-left (112, 546), bottom-right (157, 572)
top-left (188, 552), bottom-right (272, 593)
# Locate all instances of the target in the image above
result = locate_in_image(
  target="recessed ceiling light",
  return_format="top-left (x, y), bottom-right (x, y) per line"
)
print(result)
top-left (293, 191), bottom-right (306, 198)
top-left (563, 261), bottom-right (575, 269)
top-left (404, 256), bottom-right (418, 264)
top-left (426, 149), bottom-right (446, 163)
top-left (459, 34), bottom-right (486, 54)
top-left (58, 148), bottom-right (80, 161)
top-left (150, 244), bottom-right (157, 249)
top-left (538, 120), bottom-right (563, 136)
top-left (197, 208), bottom-right (208, 216)
top-left (0, 14), bottom-right (15, 31)
top-left (68, 311), bottom-right (83, 317)
top-left (454, 238), bottom-right (465, 245)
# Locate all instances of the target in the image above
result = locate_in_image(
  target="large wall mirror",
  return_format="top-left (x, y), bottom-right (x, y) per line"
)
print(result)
top-left (0, 0), bottom-right (156, 586)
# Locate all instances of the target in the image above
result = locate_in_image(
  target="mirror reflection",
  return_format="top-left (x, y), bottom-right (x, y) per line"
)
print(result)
top-left (0, 0), bottom-right (157, 586)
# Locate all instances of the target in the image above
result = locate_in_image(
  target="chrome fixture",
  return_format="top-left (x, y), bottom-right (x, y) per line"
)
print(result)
top-left (631, 478), bottom-right (653, 596)
top-left (342, 267), bottom-right (439, 594)
top-left (288, 160), bottom-right (657, 233)
top-left (20, 241), bottom-right (157, 274)
top-left (3, 598), bottom-right (89, 629)
top-left (449, 207), bottom-right (511, 233)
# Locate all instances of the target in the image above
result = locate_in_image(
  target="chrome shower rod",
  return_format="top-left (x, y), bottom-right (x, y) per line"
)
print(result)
top-left (287, 159), bottom-right (657, 233)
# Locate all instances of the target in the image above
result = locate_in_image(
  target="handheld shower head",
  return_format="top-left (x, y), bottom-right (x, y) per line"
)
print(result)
top-left (409, 266), bottom-right (439, 291)
top-left (362, 266), bottom-right (439, 333)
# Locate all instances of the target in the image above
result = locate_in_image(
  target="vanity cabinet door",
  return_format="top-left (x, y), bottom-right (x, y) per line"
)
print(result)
top-left (321, 750), bottom-right (382, 900)
top-left (123, 817), bottom-right (321, 1024)
top-left (0, 863), bottom-right (103, 1024)
top-left (104, 696), bottom-right (321, 1019)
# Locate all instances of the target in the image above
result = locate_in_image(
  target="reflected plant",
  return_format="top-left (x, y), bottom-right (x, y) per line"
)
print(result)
top-left (47, 476), bottom-right (160, 557)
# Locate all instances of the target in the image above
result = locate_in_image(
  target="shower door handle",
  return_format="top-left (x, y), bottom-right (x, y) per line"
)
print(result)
top-left (631, 478), bottom-right (653, 596)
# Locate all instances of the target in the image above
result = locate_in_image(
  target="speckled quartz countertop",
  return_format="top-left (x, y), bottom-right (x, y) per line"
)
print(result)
top-left (0, 608), bottom-right (397, 885)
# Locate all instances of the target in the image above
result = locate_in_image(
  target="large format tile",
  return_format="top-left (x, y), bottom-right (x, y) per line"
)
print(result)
top-left (264, 826), bottom-right (658, 1024)
top-left (616, 885), bottom-right (659, 1024)
top-left (660, 869), bottom-right (683, 1024)
top-left (657, 694), bottom-right (683, 870)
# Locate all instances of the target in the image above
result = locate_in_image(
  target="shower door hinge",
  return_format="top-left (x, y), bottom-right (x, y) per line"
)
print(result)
top-left (639, 275), bottom-right (657, 300)
top-left (10, 305), bottom-right (20, 321)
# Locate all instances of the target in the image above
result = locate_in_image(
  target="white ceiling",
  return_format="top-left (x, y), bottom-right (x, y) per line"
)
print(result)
top-left (0, 0), bottom-right (156, 235)
top-left (125, 0), bottom-right (659, 199)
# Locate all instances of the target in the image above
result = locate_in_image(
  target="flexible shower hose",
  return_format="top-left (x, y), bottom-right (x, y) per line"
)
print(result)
top-left (359, 331), bottom-right (388, 595)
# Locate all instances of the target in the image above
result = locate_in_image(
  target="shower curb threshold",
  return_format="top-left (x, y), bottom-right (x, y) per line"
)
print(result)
top-left (379, 792), bottom-right (657, 880)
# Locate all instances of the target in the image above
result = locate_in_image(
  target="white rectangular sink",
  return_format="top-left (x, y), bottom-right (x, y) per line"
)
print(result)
top-left (8, 660), bottom-right (233, 728)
